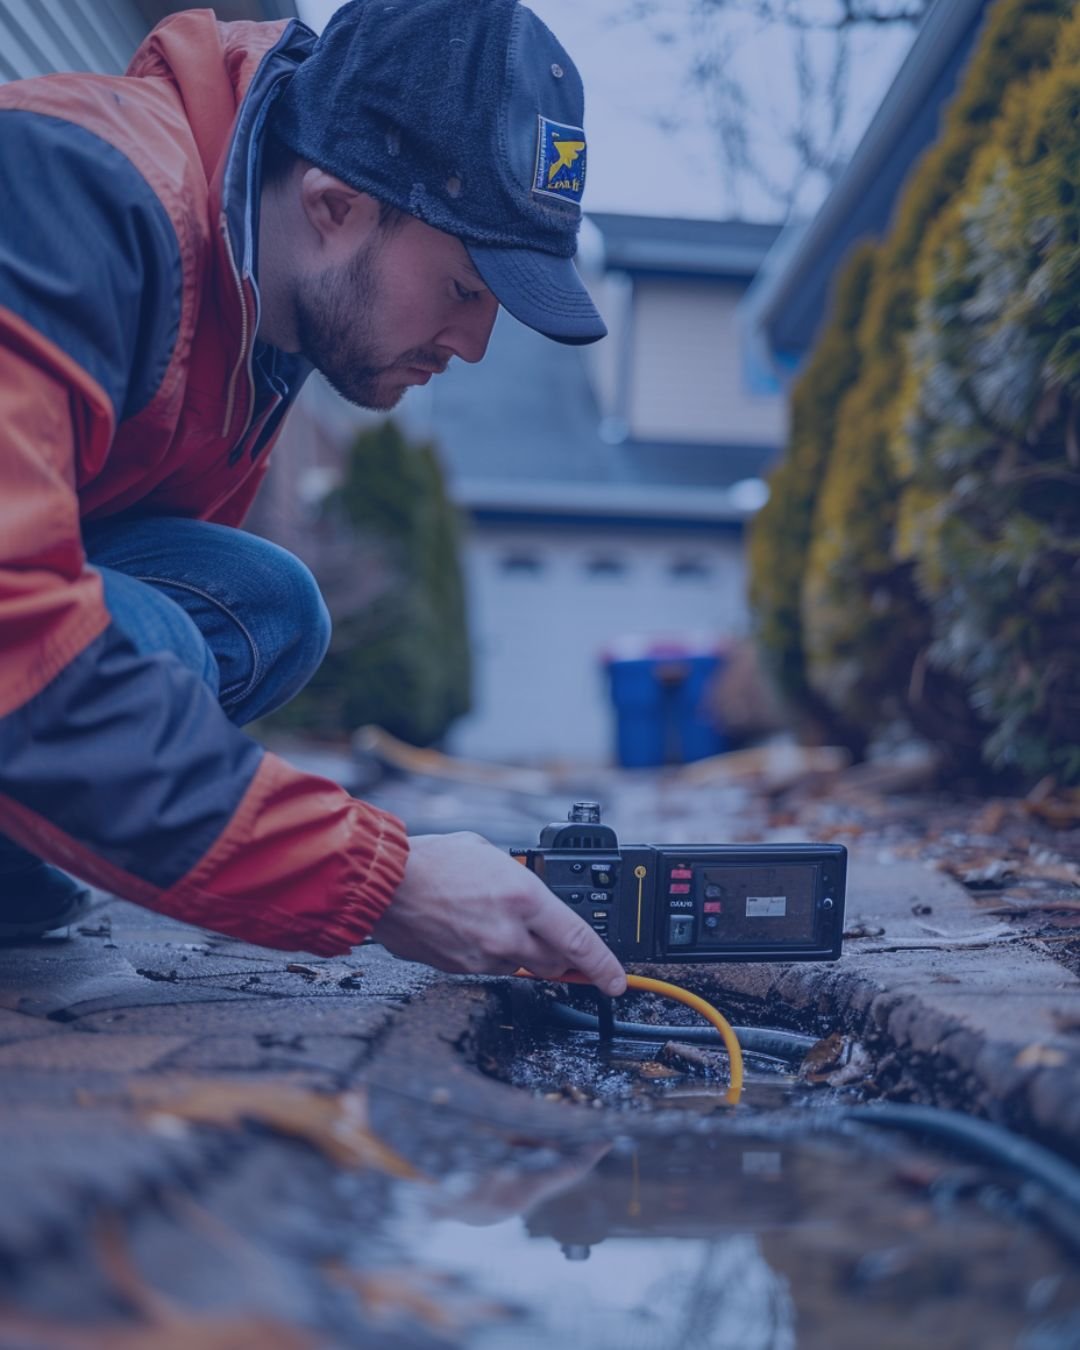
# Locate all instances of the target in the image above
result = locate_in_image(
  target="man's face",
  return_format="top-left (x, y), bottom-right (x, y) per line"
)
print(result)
top-left (295, 214), bottom-right (500, 411)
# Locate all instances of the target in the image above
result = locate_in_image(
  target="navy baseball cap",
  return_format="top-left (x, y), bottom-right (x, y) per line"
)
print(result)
top-left (272, 0), bottom-right (607, 345)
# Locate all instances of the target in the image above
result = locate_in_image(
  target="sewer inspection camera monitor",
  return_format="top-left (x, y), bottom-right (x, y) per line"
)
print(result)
top-left (512, 803), bottom-right (846, 965)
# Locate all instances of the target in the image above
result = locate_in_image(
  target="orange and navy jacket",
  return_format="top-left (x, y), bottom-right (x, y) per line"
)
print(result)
top-left (0, 11), bottom-right (410, 955)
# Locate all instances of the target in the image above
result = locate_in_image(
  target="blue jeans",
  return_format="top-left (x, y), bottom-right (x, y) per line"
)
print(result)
top-left (1, 517), bottom-right (332, 877)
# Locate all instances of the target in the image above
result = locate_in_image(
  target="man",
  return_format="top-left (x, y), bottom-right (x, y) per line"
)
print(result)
top-left (0, 0), bottom-right (626, 997)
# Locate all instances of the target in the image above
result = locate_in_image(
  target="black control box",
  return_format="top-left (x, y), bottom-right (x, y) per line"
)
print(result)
top-left (512, 802), bottom-right (846, 964)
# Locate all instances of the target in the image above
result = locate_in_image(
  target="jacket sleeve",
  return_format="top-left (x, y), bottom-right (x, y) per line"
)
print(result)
top-left (0, 324), bottom-right (407, 954)
top-left (0, 111), bottom-right (408, 955)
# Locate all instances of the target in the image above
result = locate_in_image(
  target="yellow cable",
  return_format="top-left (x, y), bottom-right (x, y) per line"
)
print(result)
top-left (514, 968), bottom-right (745, 1106)
top-left (625, 974), bottom-right (744, 1107)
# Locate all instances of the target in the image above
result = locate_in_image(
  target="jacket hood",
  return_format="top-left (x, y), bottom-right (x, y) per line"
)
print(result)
top-left (126, 9), bottom-right (289, 185)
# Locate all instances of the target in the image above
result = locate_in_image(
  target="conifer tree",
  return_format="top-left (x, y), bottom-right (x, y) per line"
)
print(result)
top-left (273, 420), bottom-right (472, 746)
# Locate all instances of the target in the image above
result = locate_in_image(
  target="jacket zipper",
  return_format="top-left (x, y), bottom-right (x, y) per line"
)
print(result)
top-left (220, 213), bottom-right (255, 444)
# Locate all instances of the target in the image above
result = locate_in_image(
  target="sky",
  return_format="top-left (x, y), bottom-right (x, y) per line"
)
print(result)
top-left (297, 0), bottom-right (916, 223)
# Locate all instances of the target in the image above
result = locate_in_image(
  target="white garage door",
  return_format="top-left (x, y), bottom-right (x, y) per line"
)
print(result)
top-left (448, 523), bottom-right (749, 765)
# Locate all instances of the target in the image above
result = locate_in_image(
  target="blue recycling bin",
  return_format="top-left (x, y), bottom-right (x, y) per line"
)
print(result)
top-left (605, 641), bottom-right (728, 768)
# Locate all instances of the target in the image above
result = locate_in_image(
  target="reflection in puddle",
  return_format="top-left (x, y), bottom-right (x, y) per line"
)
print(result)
top-left (5, 1025), bottom-right (1079, 1347)
top-left (355, 1043), bottom-right (1080, 1349)
top-left (394, 1204), bottom-right (797, 1350)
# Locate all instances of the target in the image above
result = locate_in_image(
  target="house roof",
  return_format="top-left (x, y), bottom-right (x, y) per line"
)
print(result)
top-left (747, 0), bottom-right (990, 363)
top-left (589, 213), bottom-right (781, 278)
top-left (414, 307), bottom-right (776, 524)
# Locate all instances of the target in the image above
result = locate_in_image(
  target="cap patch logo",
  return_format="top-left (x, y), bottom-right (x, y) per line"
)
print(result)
top-left (533, 116), bottom-right (586, 204)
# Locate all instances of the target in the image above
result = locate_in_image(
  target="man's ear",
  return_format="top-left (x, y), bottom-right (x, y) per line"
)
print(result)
top-left (298, 169), bottom-right (380, 253)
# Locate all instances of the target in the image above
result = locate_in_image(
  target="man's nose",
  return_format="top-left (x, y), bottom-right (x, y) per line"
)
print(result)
top-left (442, 294), bottom-right (500, 365)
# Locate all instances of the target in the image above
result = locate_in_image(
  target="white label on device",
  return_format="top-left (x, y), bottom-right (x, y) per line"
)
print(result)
top-left (746, 895), bottom-right (787, 917)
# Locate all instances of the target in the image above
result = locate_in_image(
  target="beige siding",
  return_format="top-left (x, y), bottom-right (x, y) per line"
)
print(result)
top-left (0, 0), bottom-right (145, 81)
top-left (628, 277), bottom-right (787, 445)
top-left (584, 269), bottom-right (631, 423)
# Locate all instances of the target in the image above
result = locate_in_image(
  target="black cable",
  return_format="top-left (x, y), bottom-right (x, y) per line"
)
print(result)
top-left (836, 1103), bottom-right (1080, 1254)
top-left (544, 1000), bottom-right (1080, 1249)
top-left (840, 1104), bottom-right (1080, 1210)
top-left (595, 992), bottom-right (615, 1042)
top-left (546, 999), bottom-right (817, 1062)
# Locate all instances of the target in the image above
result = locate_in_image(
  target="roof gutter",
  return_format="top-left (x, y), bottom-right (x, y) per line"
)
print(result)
top-left (602, 243), bottom-right (776, 277)
top-left (450, 478), bottom-right (765, 524)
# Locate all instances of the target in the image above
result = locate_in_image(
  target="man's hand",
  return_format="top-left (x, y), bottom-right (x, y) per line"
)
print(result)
top-left (371, 832), bottom-right (627, 996)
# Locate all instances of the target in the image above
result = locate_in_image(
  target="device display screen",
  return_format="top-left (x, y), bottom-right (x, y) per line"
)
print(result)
top-left (697, 863), bottom-right (818, 945)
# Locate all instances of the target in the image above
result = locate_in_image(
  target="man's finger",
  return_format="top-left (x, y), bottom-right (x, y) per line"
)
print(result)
top-left (525, 900), bottom-right (626, 995)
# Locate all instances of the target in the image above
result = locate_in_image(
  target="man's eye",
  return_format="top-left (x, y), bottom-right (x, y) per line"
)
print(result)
top-left (454, 281), bottom-right (481, 302)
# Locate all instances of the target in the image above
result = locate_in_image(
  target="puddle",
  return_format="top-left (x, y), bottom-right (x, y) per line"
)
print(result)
top-left (354, 1005), bottom-right (1080, 1347)
top-left (357, 1078), bottom-right (1080, 1350)
top-left (5, 1004), bottom-right (1080, 1348)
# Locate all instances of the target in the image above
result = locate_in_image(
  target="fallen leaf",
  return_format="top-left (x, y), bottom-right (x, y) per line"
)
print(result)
top-left (330, 1265), bottom-right (514, 1336)
top-left (983, 898), bottom-right (1080, 915)
top-left (853, 923), bottom-right (1018, 952)
top-left (637, 1061), bottom-right (683, 1080)
top-left (1024, 856), bottom-right (1080, 888)
top-left (674, 743), bottom-right (851, 791)
top-left (843, 921), bottom-right (887, 939)
top-left (1015, 1044), bottom-right (1068, 1069)
top-left (130, 1079), bottom-right (419, 1179)
top-left (0, 1221), bottom-right (314, 1349)
top-left (660, 1041), bottom-right (729, 1076)
top-left (800, 1031), bottom-right (845, 1081)
top-left (969, 800), bottom-right (1009, 835)
top-left (948, 858), bottom-right (1017, 889)
top-left (1024, 783), bottom-right (1080, 830)
top-left (285, 962), bottom-right (362, 985)
top-left (799, 1033), bottom-right (873, 1086)
top-left (558, 1082), bottom-right (593, 1105)
top-left (818, 823), bottom-right (867, 841)
top-left (353, 724), bottom-right (551, 793)
top-left (0, 1307), bottom-right (313, 1349)
top-left (825, 1041), bottom-right (873, 1087)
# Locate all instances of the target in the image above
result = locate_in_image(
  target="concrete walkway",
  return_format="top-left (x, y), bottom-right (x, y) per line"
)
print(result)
top-left (1, 757), bottom-right (1079, 1343)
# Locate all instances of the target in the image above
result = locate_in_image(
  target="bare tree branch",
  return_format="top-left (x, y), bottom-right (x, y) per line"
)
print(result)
top-left (613, 0), bottom-right (927, 218)
top-left (698, 0), bottom-right (926, 30)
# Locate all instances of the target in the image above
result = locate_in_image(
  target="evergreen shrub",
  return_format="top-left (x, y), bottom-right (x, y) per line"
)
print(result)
top-left (897, 9), bottom-right (1080, 781)
top-left (752, 0), bottom-right (1076, 780)
top-left (270, 419), bottom-right (471, 746)
top-left (748, 243), bottom-right (878, 752)
top-left (801, 0), bottom-right (1069, 753)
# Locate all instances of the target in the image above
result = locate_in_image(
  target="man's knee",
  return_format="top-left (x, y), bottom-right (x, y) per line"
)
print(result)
top-left (280, 553), bottom-right (332, 683)
top-left (243, 543), bottom-right (332, 717)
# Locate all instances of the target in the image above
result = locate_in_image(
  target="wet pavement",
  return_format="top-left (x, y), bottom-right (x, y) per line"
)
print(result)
top-left (2, 748), bottom-right (1080, 1346)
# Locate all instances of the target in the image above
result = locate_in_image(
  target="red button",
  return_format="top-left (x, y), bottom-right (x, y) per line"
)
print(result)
top-left (669, 883), bottom-right (690, 894)
top-left (704, 901), bottom-right (722, 913)
top-left (671, 868), bottom-right (692, 879)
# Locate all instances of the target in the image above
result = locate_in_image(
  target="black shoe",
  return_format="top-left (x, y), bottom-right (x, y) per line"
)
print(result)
top-left (0, 860), bottom-right (92, 940)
